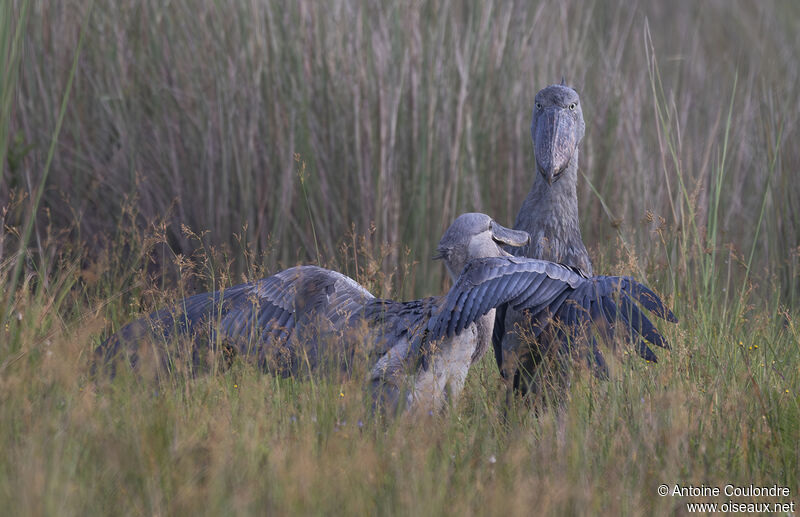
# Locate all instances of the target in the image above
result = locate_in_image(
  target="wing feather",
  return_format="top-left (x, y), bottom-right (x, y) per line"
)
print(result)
top-left (600, 295), bottom-right (658, 362)
top-left (620, 277), bottom-right (678, 322)
top-left (100, 265), bottom-right (376, 370)
top-left (428, 257), bottom-right (583, 340)
top-left (436, 258), bottom-right (676, 368)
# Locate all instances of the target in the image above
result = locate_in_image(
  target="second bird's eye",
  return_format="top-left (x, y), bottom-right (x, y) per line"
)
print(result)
top-left (535, 102), bottom-right (542, 110)
top-left (568, 102), bottom-right (577, 110)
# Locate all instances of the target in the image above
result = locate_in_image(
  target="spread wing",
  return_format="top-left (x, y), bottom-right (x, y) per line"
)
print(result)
top-left (428, 256), bottom-right (677, 363)
top-left (98, 266), bottom-right (375, 371)
top-left (214, 265), bottom-right (374, 347)
top-left (428, 257), bottom-right (582, 338)
top-left (97, 284), bottom-right (250, 367)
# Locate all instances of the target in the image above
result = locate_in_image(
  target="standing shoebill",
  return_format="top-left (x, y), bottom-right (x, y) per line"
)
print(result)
top-left (494, 81), bottom-right (672, 400)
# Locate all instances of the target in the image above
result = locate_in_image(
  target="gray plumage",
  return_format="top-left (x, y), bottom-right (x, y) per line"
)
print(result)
top-left (100, 211), bottom-right (676, 414)
top-left (97, 267), bottom-right (374, 376)
top-left (429, 256), bottom-right (675, 360)
top-left (513, 83), bottom-right (592, 275)
top-left (99, 213), bottom-right (533, 412)
top-left (495, 82), bottom-right (675, 398)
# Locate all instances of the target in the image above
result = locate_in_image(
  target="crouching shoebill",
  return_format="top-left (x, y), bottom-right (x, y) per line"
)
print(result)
top-left (98, 214), bottom-right (529, 413)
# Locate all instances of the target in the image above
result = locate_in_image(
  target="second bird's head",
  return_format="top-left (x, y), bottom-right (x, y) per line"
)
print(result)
top-left (434, 213), bottom-right (530, 278)
top-left (531, 82), bottom-right (585, 186)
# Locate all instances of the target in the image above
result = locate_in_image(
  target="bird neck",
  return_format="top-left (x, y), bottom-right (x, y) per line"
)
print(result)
top-left (513, 154), bottom-right (593, 274)
top-left (516, 153), bottom-right (580, 231)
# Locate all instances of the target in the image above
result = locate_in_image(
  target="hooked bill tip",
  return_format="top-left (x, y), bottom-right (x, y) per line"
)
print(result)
top-left (537, 164), bottom-right (560, 186)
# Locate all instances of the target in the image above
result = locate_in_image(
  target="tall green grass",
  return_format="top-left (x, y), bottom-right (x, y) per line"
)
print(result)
top-left (0, 0), bottom-right (28, 314)
top-left (0, 232), bottom-right (797, 515)
top-left (1, 0), bottom-right (799, 515)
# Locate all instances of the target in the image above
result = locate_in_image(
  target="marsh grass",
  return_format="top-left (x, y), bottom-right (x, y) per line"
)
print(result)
top-left (5, 1), bottom-right (799, 296)
top-left (1, 242), bottom-right (797, 516)
top-left (1, 174), bottom-right (798, 515)
top-left (2, 0), bottom-right (800, 515)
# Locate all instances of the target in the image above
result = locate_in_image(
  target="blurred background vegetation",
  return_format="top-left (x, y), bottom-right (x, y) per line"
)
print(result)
top-left (3, 0), bottom-right (798, 301)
